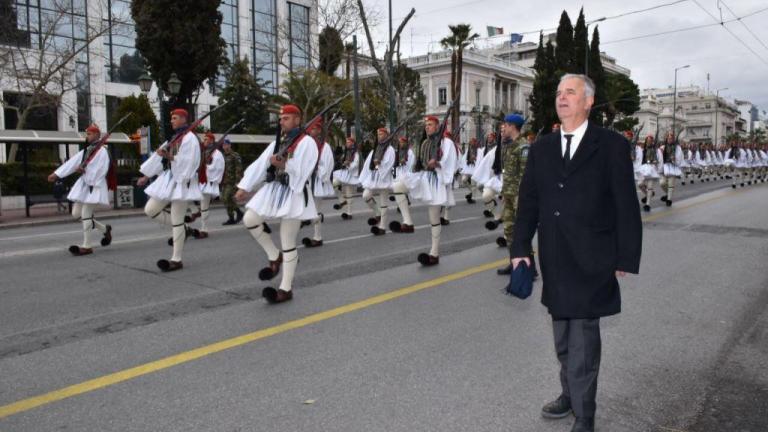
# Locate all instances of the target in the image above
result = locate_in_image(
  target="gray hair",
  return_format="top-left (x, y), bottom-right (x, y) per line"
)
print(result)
top-left (559, 74), bottom-right (596, 98)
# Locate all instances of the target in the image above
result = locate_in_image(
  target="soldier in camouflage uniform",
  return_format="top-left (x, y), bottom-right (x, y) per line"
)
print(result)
top-left (495, 114), bottom-right (536, 276)
top-left (220, 138), bottom-right (244, 225)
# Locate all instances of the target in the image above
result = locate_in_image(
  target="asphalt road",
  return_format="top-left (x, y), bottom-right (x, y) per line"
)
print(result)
top-left (0, 178), bottom-right (765, 431)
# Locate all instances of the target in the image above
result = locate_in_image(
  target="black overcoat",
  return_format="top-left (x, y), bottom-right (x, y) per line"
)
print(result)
top-left (511, 122), bottom-right (642, 319)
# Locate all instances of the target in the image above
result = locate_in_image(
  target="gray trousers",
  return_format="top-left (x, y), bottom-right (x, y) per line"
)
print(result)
top-left (553, 318), bottom-right (602, 418)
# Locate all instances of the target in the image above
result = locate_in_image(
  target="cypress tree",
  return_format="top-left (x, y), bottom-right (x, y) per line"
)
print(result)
top-left (554, 11), bottom-right (574, 76)
top-left (588, 26), bottom-right (608, 125)
top-left (572, 8), bottom-right (588, 74)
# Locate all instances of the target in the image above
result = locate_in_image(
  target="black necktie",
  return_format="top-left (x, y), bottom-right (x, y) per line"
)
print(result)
top-left (563, 134), bottom-right (574, 166)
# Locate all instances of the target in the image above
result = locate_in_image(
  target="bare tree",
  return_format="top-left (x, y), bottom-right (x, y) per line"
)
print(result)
top-left (0, 0), bottom-right (126, 161)
top-left (356, 0), bottom-right (415, 124)
top-left (319, 0), bottom-right (380, 41)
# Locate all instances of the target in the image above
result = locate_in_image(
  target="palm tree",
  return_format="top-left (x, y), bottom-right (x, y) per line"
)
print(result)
top-left (441, 24), bottom-right (479, 135)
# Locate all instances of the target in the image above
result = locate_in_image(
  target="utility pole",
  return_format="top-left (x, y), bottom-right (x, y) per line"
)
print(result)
top-left (715, 87), bottom-right (728, 147)
top-left (673, 65), bottom-right (690, 136)
top-left (387, 0), bottom-right (397, 129)
top-left (353, 36), bottom-right (362, 145)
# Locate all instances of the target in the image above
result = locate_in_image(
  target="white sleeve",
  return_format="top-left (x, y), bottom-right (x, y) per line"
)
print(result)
top-left (238, 141), bottom-right (275, 192)
top-left (284, 136), bottom-right (318, 193)
top-left (348, 152), bottom-right (359, 172)
top-left (675, 146), bottom-right (683, 163)
top-left (140, 152), bottom-right (164, 178)
top-left (439, 138), bottom-right (457, 184)
top-left (54, 150), bottom-right (85, 179)
top-left (82, 147), bottom-right (109, 185)
top-left (406, 149), bottom-right (416, 171)
top-left (207, 150), bottom-right (226, 183)
top-left (378, 146), bottom-right (395, 172)
top-left (171, 132), bottom-right (201, 181)
top-left (319, 143), bottom-right (335, 181)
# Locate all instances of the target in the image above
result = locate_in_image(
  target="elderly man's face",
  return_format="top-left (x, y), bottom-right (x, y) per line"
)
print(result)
top-left (555, 78), bottom-right (593, 122)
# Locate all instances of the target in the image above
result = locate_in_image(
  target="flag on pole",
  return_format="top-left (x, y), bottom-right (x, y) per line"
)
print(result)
top-left (510, 33), bottom-right (524, 44)
top-left (487, 26), bottom-right (504, 37)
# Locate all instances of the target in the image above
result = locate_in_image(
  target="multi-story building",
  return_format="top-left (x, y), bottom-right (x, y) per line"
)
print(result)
top-left (0, 0), bottom-right (318, 162)
top-left (634, 86), bottom-right (742, 145)
top-left (488, 35), bottom-right (632, 77)
top-left (352, 49), bottom-right (535, 144)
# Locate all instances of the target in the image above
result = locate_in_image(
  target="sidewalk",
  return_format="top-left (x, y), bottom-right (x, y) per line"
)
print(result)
top-left (0, 203), bottom-right (149, 230)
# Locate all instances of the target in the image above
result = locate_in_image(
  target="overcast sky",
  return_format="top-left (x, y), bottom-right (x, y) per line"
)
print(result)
top-left (361, 0), bottom-right (768, 113)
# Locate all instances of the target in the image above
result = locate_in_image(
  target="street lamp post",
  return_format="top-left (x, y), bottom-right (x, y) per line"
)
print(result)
top-left (714, 87), bottom-right (728, 147)
top-left (672, 64), bottom-right (690, 137)
top-left (138, 71), bottom-right (182, 143)
top-left (585, 17), bottom-right (606, 76)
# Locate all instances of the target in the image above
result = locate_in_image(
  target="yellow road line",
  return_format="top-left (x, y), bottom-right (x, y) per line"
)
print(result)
top-left (0, 258), bottom-right (507, 420)
top-left (0, 184), bottom-right (759, 420)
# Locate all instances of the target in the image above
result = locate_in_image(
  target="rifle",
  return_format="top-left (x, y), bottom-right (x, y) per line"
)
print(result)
top-left (158, 102), bottom-right (231, 154)
top-left (204, 118), bottom-right (245, 163)
top-left (421, 100), bottom-right (455, 171)
top-left (265, 92), bottom-right (351, 183)
top-left (492, 120), bottom-right (503, 175)
top-left (370, 113), bottom-right (419, 171)
top-left (630, 123), bottom-right (644, 162)
top-left (79, 112), bottom-right (133, 170)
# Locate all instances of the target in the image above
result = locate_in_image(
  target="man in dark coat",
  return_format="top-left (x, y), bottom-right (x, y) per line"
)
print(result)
top-left (510, 74), bottom-right (642, 432)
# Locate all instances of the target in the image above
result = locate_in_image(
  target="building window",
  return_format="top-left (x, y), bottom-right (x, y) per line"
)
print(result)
top-left (475, 87), bottom-right (481, 107)
top-left (252, 0), bottom-right (277, 93)
top-left (438, 87), bottom-right (447, 106)
top-left (288, 2), bottom-right (310, 72)
top-left (214, 0), bottom-right (239, 93)
top-left (9, 0), bottom-right (92, 128)
top-left (104, 0), bottom-right (143, 84)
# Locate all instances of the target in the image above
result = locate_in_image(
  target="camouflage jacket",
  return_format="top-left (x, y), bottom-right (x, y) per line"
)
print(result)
top-left (501, 135), bottom-right (529, 197)
top-left (222, 150), bottom-right (243, 186)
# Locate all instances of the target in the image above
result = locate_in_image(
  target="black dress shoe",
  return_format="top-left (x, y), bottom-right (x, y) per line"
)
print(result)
top-left (440, 217), bottom-right (450, 226)
top-left (541, 395), bottom-right (572, 419)
top-left (570, 417), bottom-right (594, 432)
top-left (222, 218), bottom-right (237, 225)
top-left (497, 264), bottom-right (511, 275)
top-left (642, 204), bottom-right (651, 212)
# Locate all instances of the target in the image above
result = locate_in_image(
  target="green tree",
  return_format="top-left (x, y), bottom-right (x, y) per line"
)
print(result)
top-left (602, 73), bottom-right (640, 128)
top-left (110, 94), bottom-right (160, 159)
top-left (529, 33), bottom-right (558, 134)
top-left (587, 26), bottom-right (608, 124)
top-left (612, 116), bottom-right (639, 132)
top-left (572, 8), bottom-right (588, 74)
top-left (319, 26), bottom-right (344, 75)
top-left (554, 11), bottom-right (574, 75)
top-left (131, 0), bottom-right (227, 112)
top-left (211, 57), bottom-right (271, 135)
top-left (440, 24), bottom-right (480, 132)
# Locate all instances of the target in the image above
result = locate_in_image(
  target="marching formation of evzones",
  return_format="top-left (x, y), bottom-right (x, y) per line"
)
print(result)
top-left (49, 105), bottom-right (767, 303)
top-left (630, 130), bottom-right (768, 211)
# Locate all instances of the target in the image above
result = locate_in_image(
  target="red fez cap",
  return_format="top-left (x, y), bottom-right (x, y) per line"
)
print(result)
top-left (280, 104), bottom-right (301, 116)
top-left (346, 136), bottom-right (356, 143)
top-left (85, 124), bottom-right (100, 133)
top-left (443, 130), bottom-right (453, 138)
top-left (308, 117), bottom-right (323, 130)
top-left (424, 115), bottom-right (439, 124)
top-left (624, 130), bottom-right (634, 138)
top-left (486, 131), bottom-right (497, 138)
top-left (552, 123), bottom-right (560, 129)
top-left (399, 136), bottom-right (408, 143)
top-left (204, 131), bottom-right (215, 141)
top-left (377, 127), bottom-right (389, 135)
top-left (469, 137), bottom-right (478, 143)
top-left (170, 108), bottom-right (188, 118)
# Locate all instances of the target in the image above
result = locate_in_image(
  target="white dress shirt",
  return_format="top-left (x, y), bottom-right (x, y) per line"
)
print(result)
top-left (560, 119), bottom-right (589, 159)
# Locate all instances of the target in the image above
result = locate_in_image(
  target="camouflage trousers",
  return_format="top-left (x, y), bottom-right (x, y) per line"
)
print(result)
top-left (220, 184), bottom-right (238, 217)
top-left (500, 192), bottom-right (519, 243)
